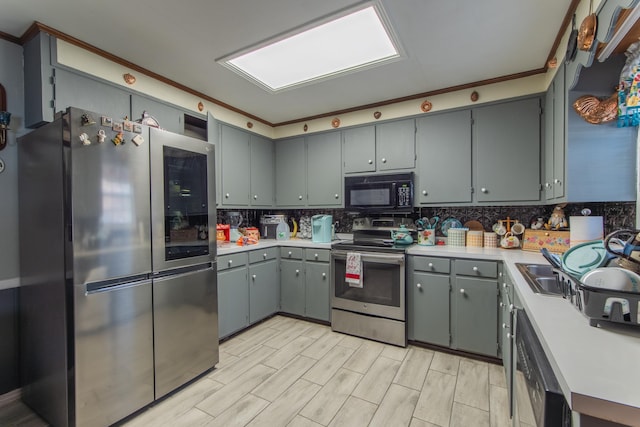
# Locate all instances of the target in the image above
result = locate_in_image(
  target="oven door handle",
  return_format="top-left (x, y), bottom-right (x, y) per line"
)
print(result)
top-left (332, 250), bottom-right (405, 265)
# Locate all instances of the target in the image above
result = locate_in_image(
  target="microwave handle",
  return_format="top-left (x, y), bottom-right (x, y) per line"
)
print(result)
top-left (391, 182), bottom-right (398, 206)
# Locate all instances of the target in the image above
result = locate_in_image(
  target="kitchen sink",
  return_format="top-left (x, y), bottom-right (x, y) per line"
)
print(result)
top-left (516, 263), bottom-right (564, 296)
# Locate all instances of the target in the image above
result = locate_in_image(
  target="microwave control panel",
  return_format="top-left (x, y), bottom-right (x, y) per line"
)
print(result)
top-left (397, 184), bottom-right (412, 207)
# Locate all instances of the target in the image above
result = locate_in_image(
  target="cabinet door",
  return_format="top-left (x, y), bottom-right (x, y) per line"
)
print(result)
top-left (220, 125), bottom-right (250, 206)
top-left (452, 276), bottom-right (498, 357)
top-left (474, 98), bottom-right (541, 202)
top-left (307, 132), bottom-right (342, 206)
top-left (208, 112), bottom-right (221, 206)
top-left (416, 111), bottom-right (472, 203)
top-left (305, 261), bottom-right (330, 321)
top-left (249, 260), bottom-right (279, 323)
top-left (280, 259), bottom-right (305, 316)
top-left (131, 94), bottom-right (183, 135)
top-left (544, 82), bottom-right (555, 201)
top-left (552, 63), bottom-right (566, 199)
top-left (343, 126), bottom-right (376, 173)
top-left (55, 68), bottom-right (130, 123)
top-left (24, 32), bottom-right (55, 127)
top-left (217, 267), bottom-right (249, 339)
top-left (275, 137), bottom-right (307, 206)
top-left (250, 134), bottom-right (274, 207)
top-left (408, 271), bottom-right (450, 346)
top-left (376, 119), bottom-right (416, 170)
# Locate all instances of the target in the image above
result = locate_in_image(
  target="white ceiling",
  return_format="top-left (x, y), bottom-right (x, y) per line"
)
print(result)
top-left (0, 0), bottom-right (573, 125)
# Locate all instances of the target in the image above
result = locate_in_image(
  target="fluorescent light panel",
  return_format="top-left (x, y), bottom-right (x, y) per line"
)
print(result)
top-left (222, 5), bottom-right (399, 91)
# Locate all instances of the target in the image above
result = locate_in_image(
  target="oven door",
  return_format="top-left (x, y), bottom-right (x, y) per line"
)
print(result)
top-left (331, 249), bottom-right (405, 321)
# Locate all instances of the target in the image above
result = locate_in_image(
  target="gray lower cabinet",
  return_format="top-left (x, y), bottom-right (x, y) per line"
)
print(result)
top-left (416, 110), bottom-right (472, 204)
top-left (451, 260), bottom-right (499, 357)
top-left (248, 249), bottom-right (279, 323)
top-left (473, 97), bottom-right (541, 203)
top-left (408, 271), bottom-right (450, 347)
top-left (217, 253), bottom-right (249, 339)
top-left (280, 248), bottom-right (331, 321)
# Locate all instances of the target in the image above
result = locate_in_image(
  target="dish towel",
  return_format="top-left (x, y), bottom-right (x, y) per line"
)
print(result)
top-left (345, 252), bottom-right (363, 288)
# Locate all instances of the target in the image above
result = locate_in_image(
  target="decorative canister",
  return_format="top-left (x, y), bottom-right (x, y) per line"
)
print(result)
top-left (466, 230), bottom-right (483, 247)
top-left (447, 228), bottom-right (468, 247)
top-left (417, 228), bottom-right (436, 246)
top-left (484, 231), bottom-right (498, 248)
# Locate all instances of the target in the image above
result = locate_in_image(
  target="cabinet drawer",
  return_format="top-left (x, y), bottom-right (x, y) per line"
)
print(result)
top-left (305, 249), bottom-right (330, 263)
top-left (249, 247), bottom-right (279, 263)
top-left (218, 253), bottom-right (248, 271)
top-left (412, 256), bottom-right (450, 274)
top-left (455, 259), bottom-right (497, 278)
top-left (280, 247), bottom-right (304, 260)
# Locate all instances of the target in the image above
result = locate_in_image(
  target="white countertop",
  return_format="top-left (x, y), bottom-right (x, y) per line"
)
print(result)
top-left (216, 238), bottom-right (336, 255)
top-left (409, 245), bottom-right (640, 425)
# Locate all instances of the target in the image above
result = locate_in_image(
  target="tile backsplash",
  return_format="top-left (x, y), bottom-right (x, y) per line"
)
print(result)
top-left (218, 202), bottom-right (636, 237)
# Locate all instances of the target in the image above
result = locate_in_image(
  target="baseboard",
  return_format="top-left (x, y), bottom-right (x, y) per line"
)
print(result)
top-left (0, 388), bottom-right (21, 407)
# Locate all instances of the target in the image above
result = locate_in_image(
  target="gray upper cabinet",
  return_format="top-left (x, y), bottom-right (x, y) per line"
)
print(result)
top-left (208, 113), bottom-right (221, 206)
top-left (376, 119), bottom-right (416, 170)
top-left (275, 137), bottom-right (307, 206)
top-left (544, 64), bottom-right (566, 201)
top-left (473, 97), bottom-right (541, 203)
top-left (131, 94), bottom-right (183, 135)
top-left (416, 110), bottom-right (472, 204)
top-left (249, 134), bottom-right (275, 207)
top-left (55, 68), bottom-right (131, 124)
top-left (24, 32), bottom-right (55, 128)
top-left (220, 125), bottom-right (250, 206)
top-left (342, 119), bottom-right (415, 173)
top-left (343, 126), bottom-right (376, 173)
top-left (307, 132), bottom-right (342, 206)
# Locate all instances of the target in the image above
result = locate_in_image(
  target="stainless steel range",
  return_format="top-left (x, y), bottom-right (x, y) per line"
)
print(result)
top-left (331, 217), bottom-right (415, 347)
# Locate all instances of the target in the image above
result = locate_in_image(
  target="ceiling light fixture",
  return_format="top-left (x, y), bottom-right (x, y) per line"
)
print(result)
top-left (219, 4), bottom-right (401, 91)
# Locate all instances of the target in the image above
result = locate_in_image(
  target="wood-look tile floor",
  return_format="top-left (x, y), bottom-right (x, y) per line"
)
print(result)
top-left (0, 315), bottom-right (511, 427)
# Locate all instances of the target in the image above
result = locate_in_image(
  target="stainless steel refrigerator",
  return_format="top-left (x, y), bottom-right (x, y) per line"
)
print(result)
top-left (18, 107), bottom-right (218, 427)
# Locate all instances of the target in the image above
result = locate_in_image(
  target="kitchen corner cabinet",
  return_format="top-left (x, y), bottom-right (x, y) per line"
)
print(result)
top-left (408, 256), bottom-right (451, 346)
top-left (280, 248), bottom-right (331, 322)
top-left (248, 248), bottom-right (280, 323)
top-left (451, 260), bottom-right (499, 357)
top-left (306, 132), bottom-right (342, 206)
top-left (275, 137), bottom-right (307, 207)
top-left (416, 110), bottom-right (472, 204)
top-left (544, 63), bottom-right (566, 201)
top-left (473, 97), bottom-right (541, 203)
top-left (343, 119), bottom-right (416, 173)
top-left (217, 253), bottom-right (249, 339)
top-left (219, 125), bottom-right (275, 208)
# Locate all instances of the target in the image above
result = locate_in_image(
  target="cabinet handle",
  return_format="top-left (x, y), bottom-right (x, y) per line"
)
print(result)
top-left (295, 269), bottom-right (300, 275)
top-left (499, 301), bottom-right (504, 307)
top-left (509, 304), bottom-right (514, 311)
top-left (368, 159), bottom-right (373, 164)
top-left (416, 283), bottom-right (422, 289)
top-left (428, 262), bottom-right (433, 268)
top-left (460, 288), bottom-right (465, 294)
top-left (499, 272), bottom-right (503, 277)
top-left (252, 274), bottom-right (256, 280)
top-left (472, 266), bottom-right (479, 272)
top-left (298, 195), bottom-right (303, 200)
top-left (481, 188), bottom-right (488, 193)
top-left (334, 193), bottom-right (339, 199)
top-left (502, 283), bottom-right (507, 288)
top-left (228, 260), bottom-right (233, 265)
top-left (554, 179), bottom-right (561, 184)
top-left (381, 158), bottom-right (387, 163)
top-left (507, 332), bottom-right (513, 339)
top-left (314, 253), bottom-right (318, 259)
top-left (545, 182), bottom-right (552, 189)
top-left (288, 251), bottom-right (292, 256)
top-left (253, 194), bottom-right (258, 200)
top-left (322, 272), bottom-right (326, 278)
top-left (502, 323), bottom-right (509, 329)
top-left (263, 253), bottom-right (267, 258)
top-left (422, 190), bottom-right (427, 196)
top-left (225, 193), bottom-right (230, 198)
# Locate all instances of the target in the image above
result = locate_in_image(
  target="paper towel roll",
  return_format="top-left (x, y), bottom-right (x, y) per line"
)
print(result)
top-left (569, 216), bottom-right (603, 247)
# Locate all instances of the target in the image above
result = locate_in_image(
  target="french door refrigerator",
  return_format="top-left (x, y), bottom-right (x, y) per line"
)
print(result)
top-left (18, 107), bottom-right (218, 427)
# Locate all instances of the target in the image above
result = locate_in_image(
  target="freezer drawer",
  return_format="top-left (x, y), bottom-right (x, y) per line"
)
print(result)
top-left (153, 264), bottom-right (219, 398)
top-left (74, 278), bottom-right (154, 427)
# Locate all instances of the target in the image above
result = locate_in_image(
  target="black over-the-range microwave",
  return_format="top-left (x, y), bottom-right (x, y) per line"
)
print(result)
top-left (344, 172), bottom-right (414, 212)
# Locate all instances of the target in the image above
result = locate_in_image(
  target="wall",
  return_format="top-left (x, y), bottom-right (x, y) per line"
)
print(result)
top-left (0, 38), bottom-right (25, 395)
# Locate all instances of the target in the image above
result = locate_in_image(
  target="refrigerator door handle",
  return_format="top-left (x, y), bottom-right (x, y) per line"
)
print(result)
top-left (85, 277), bottom-right (152, 295)
top-left (153, 264), bottom-right (214, 282)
